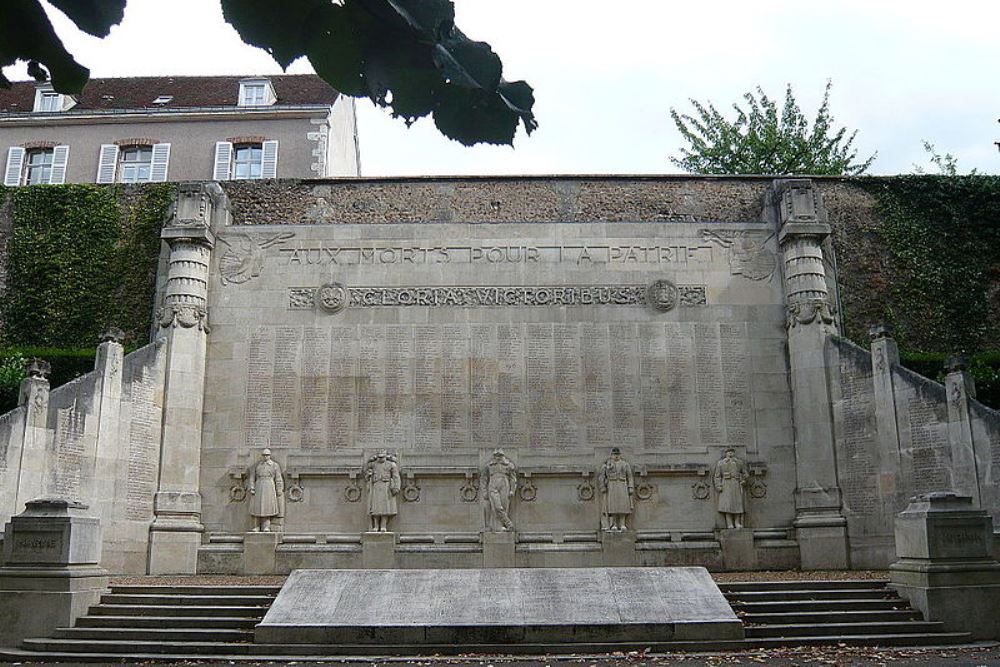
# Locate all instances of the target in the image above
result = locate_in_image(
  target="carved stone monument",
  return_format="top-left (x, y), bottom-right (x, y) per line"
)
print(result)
top-left (249, 449), bottom-right (284, 532)
top-left (714, 448), bottom-right (748, 529)
top-left (482, 449), bottom-right (517, 533)
top-left (599, 448), bottom-right (634, 531)
top-left (364, 450), bottom-right (400, 533)
top-left (0, 499), bottom-right (109, 647)
top-left (890, 492), bottom-right (1000, 639)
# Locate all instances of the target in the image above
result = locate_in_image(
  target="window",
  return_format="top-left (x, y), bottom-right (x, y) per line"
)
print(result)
top-left (238, 79), bottom-right (276, 107)
top-left (24, 149), bottom-right (54, 185)
top-left (233, 144), bottom-right (263, 180)
top-left (37, 92), bottom-right (62, 112)
top-left (119, 146), bottom-right (153, 182)
top-left (213, 140), bottom-right (278, 180)
top-left (32, 85), bottom-right (74, 112)
top-left (96, 143), bottom-right (171, 183)
top-left (4, 145), bottom-right (69, 186)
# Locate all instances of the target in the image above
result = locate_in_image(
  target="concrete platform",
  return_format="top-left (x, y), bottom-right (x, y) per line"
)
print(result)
top-left (255, 567), bottom-right (743, 646)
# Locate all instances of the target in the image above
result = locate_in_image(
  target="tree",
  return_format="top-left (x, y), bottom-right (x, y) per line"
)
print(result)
top-left (0, 0), bottom-right (536, 147)
top-left (913, 140), bottom-right (977, 175)
top-left (669, 81), bottom-right (875, 175)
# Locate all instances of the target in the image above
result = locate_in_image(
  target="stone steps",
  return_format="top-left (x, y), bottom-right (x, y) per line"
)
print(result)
top-left (75, 615), bottom-right (258, 629)
top-left (0, 578), bottom-right (976, 661)
top-left (719, 580), bottom-right (971, 648)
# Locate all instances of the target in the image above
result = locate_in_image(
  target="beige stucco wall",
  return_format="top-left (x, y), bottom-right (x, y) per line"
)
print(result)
top-left (0, 109), bottom-right (358, 183)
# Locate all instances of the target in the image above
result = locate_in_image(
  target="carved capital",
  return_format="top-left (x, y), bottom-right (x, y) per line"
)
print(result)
top-left (162, 183), bottom-right (225, 247)
top-left (157, 304), bottom-right (210, 332)
top-left (26, 357), bottom-right (51, 378)
top-left (100, 326), bottom-right (126, 344)
top-left (786, 299), bottom-right (836, 330)
top-left (868, 323), bottom-right (894, 341)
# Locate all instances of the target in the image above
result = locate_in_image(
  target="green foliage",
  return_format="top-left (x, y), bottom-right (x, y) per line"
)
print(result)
top-left (0, 0), bottom-right (536, 147)
top-left (0, 347), bottom-right (96, 414)
top-left (851, 176), bottom-right (1000, 354)
top-left (0, 184), bottom-right (172, 349)
top-left (670, 81), bottom-right (876, 175)
top-left (913, 141), bottom-right (978, 176)
top-left (899, 351), bottom-right (1000, 410)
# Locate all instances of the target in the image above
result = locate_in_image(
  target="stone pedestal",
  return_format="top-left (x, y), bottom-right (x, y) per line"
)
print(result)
top-left (890, 492), bottom-right (1000, 639)
top-left (0, 499), bottom-right (109, 648)
top-left (718, 528), bottom-right (757, 571)
top-left (244, 532), bottom-right (279, 575)
top-left (600, 530), bottom-right (636, 567)
top-left (362, 532), bottom-right (396, 569)
top-left (482, 531), bottom-right (516, 568)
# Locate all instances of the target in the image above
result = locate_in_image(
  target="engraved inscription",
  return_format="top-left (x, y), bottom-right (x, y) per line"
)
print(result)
top-left (125, 368), bottom-right (159, 520)
top-left (242, 323), bottom-right (756, 452)
top-left (838, 352), bottom-right (878, 515)
top-left (289, 284), bottom-right (708, 309)
top-left (51, 409), bottom-right (86, 498)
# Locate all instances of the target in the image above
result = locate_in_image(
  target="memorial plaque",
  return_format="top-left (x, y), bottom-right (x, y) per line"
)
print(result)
top-left (357, 326), bottom-right (385, 450)
top-left (51, 408), bottom-right (86, 498)
top-left (271, 327), bottom-right (303, 448)
top-left (527, 324), bottom-right (556, 448)
top-left (125, 371), bottom-right (159, 520)
top-left (384, 326), bottom-right (415, 449)
top-left (695, 324), bottom-right (724, 444)
top-left (610, 323), bottom-right (641, 448)
top-left (497, 324), bottom-right (528, 450)
top-left (838, 352), bottom-right (878, 515)
top-left (553, 324), bottom-right (583, 449)
top-left (665, 323), bottom-right (697, 449)
top-left (246, 326), bottom-right (275, 449)
top-left (470, 325), bottom-right (498, 448)
top-left (301, 327), bottom-right (331, 449)
top-left (328, 326), bottom-right (358, 448)
top-left (906, 393), bottom-right (951, 493)
top-left (440, 325), bottom-right (469, 449)
top-left (720, 324), bottom-right (751, 448)
top-left (639, 323), bottom-right (669, 450)
top-left (581, 324), bottom-right (612, 447)
top-left (414, 325), bottom-right (443, 450)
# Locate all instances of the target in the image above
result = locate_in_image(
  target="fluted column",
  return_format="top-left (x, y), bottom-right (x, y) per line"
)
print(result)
top-left (776, 179), bottom-right (849, 569)
top-left (148, 184), bottom-right (221, 574)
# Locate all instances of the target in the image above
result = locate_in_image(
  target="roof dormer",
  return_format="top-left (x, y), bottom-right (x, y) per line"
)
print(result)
top-left (33, 84), bottom-right (76, 112)
top-left (238, 78), bottom-right (276, 107)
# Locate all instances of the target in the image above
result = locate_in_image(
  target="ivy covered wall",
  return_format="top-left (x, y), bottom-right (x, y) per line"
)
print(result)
top-left (0, 183), bottom-right (173, 348)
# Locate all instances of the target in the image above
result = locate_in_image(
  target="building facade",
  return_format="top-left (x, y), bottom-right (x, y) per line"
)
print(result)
top-left (0, 75), bottom-right (360, 186)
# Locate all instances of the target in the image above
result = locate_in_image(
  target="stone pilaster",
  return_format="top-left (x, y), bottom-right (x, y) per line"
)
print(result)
top-left (13, 359), bottom-right (51, 513)
top-left (148, 184), bottom-right (222, 574)
top-left (943, 356), bottom-right (983, 505)
top-left (869, 325), bottom-right (904, 524)
top-left (775, 179), bottom-right (849, 569)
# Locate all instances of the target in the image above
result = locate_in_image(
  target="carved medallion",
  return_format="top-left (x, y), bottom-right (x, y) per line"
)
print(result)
top-left (317, 282), bottom-right (349, 314)
top-left (218, 232), bottom-right (294, 286)
top-left (646, 279), bottom-right (678, 312)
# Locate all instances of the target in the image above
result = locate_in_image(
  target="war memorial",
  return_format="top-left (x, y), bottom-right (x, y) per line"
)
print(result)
top-left (1, 175), bottom-right (999, 655)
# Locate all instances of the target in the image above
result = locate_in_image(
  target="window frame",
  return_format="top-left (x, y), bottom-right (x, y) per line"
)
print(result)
top-left (231, 143), bottom-right (264, 180)
top-left (118, 145), bottom-right (155, 183)
top-left (23, 148), bottom-right (55, 185)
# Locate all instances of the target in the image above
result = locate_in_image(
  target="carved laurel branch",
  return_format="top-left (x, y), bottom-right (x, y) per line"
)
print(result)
top-left (785, 299), bottom-right (835, 330)
top-left (157, 305), bottom-right (210, 332)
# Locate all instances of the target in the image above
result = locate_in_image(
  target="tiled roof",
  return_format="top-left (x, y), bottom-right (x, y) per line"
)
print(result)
top-left (0, 74), bottom-right (339, 113)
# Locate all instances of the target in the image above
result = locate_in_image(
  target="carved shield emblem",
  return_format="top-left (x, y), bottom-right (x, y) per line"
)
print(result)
top-left (317, 282), bottom-right (349, 314)
top-left (646, 279), bottom-right (678, 312)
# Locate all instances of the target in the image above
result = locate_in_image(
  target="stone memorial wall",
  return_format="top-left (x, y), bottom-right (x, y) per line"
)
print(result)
top-left (199, 218), bottom-right (794, 542)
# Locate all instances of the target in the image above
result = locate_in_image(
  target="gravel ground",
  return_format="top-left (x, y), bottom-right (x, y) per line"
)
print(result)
top-left (3, 645), bottom-right (1000, 666)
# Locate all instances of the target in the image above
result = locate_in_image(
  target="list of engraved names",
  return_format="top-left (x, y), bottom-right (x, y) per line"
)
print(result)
top-left (244, 322), bottom-right (754, 452)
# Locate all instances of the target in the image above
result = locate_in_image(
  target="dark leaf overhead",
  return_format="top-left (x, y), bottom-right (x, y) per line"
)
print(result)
top-left (0, 0), bottom-right (536, 146)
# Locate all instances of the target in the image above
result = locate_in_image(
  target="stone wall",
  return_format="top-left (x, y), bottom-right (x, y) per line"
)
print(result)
top-left (829, 334), bottom-right (1000, 568)
top-left (0, 340), bottom-right (164, 573)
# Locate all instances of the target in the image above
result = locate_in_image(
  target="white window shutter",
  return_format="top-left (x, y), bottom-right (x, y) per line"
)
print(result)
top-left (150, 143), bottom-right (171, 182)
top-left (96, 144), bottom-right (118, 183)
top-left (4, 147), bottom-right (25, 186)
top-left (213, 141), bottom-right (233, 181)
top-left (261, 140), bottom-right (279, 178)
top-left (49, 145), bottom-right (70, 184)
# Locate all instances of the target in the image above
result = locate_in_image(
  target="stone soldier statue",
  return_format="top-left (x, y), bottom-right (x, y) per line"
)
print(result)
top-left (248, 448), bottom-right (284, 532)
top-left (599, 447), bottom-right (634, 531)
top-left (483, 449), bottom-right (517, 532)
top-left (714, 448), bottom-right (748, 528)
top-left (365, 450), bottom-right (401, 532)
